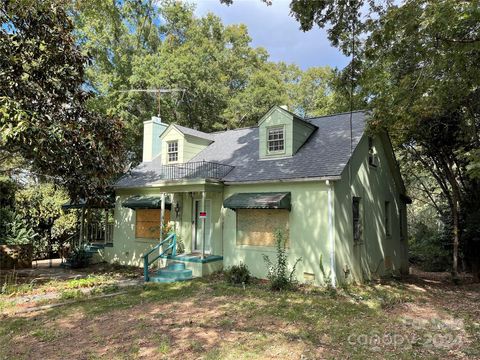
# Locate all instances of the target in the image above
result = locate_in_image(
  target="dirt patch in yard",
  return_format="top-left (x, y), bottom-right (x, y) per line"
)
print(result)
top-left (1, 269), bottom-right (480, 359)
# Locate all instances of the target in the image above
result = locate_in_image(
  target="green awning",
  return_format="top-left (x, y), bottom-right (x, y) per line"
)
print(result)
top-left (223, 192), bottom-right (291, 211)
top-left (122, 196), bottom-right (172, 210)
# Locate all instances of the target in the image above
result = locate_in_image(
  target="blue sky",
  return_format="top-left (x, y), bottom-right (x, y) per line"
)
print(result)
top-left (193, 0), bottom-right (349, 70)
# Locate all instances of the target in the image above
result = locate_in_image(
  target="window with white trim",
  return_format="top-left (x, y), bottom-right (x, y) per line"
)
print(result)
top-left (167, 140), bottom-right (178, 163)
top-left (267, 127), bottom-right (285, 153)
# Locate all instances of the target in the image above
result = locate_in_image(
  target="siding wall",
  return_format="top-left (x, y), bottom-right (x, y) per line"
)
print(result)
top-left (223, 182), bottom-right (332, 286)
top-left (333, 135), bottom-right (409, 283)
top-left (292, 118), bottom-right (315, 153)
top-left (104, 188), bottom-right (172, 267)
top-left (182, 135), bottom-right (212, 162)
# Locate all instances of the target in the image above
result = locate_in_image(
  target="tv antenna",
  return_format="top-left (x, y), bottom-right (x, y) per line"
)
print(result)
top-left (118, 88), bottom-right (185, 118)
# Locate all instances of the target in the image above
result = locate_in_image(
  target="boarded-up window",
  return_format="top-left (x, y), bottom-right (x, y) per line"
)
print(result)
top-left (352, 197), bottom-right (363, 243)
top-left (236, 209), bottom-right (289, 247)
top-left (135, 209), bottom-right (171, 239)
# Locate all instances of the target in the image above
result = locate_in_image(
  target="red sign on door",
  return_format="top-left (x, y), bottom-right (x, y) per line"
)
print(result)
top-left (199, 211), bottom-right (207, 219)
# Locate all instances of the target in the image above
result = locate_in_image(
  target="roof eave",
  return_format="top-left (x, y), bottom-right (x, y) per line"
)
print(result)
top-left (223, 176), bottom-right (341, 185)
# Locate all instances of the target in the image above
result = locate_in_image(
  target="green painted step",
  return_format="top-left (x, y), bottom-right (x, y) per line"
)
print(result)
top-left (148, 275), bottom-right (191, 283)
top-left (156, 268), bottom-right (192, 280)
top-left (147, 262), bottom-right (192, 283)
top-left (167, 262), bottom-right (185, 271)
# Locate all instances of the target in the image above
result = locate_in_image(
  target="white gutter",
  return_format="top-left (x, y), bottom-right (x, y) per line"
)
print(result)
top-left (326, 180), bottom-right (336, 288)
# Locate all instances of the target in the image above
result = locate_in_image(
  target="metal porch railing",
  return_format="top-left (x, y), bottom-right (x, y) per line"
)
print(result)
top-left (143, 233), bottom-right (177, 282)
top-left (159, 161), bottom-right (234, 180)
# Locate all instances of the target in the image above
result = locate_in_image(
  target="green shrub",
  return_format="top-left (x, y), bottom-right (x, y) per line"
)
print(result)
top-left (225, 262), bottom-right (251, 285)
top-left (15, 182), bottom-right (77, 258)
top-left (66, 245), bottom-right (90, 268)
top-left (263, 230), bottom-right (301, 291)
top-left (0, 209), bottom-right (35, 245)
top-left (409, 222), bottom-right (451, 271)
top-left (176, 235), bottom-right (185, 254)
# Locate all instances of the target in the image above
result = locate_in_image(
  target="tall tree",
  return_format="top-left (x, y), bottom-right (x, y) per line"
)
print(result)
top-left (0, 0), bottom-right (127, 202)
top-left (286, 0), bottom-right (480, 280)
top-left (74, 0), bottom-right (345, 162)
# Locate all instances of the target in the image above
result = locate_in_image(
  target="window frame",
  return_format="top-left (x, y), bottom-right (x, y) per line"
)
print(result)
top-left (384, 200), bottom-right (391, 237)
top-left (352, 196), bottom-right (363, 243)
top-left (167, 140), bottom-right (179, 163)
top-left (135, 208), bottom-right (171, 239)
top-left (266, 126), bottom-right (286, 155)
top-left (235, 208), bottom-right (289, 247)
top-left (368, 136), bottom-right (378, 167)
top-left (399, 206), bottom-right (405, 241)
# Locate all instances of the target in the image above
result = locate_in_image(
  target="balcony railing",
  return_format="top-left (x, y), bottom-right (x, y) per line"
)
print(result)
top-left (159, 161), bottom-right (234, 181)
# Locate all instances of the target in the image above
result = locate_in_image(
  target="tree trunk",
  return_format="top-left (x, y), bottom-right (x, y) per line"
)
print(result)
top-left (451, 195), bottom-right (460, 282)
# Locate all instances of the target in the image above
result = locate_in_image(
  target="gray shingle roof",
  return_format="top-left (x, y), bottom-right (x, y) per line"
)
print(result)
top-left (191, 110), bottom-right (366, 182)
top-left (172, 124), bottom-right (214, 142)
top-left (114, 111), bottom-right (366, 188)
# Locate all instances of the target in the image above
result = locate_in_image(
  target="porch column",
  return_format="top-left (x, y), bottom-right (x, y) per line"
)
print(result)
top-left (160, 193), bottom-right (166, 242)
top-left (201, 191), bottom-right (206, 259)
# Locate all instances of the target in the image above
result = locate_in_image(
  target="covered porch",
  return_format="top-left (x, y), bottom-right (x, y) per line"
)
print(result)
top-left (115, 179), bottom-right (226, 280)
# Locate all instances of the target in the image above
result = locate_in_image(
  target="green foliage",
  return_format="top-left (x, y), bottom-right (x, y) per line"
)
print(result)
top-left (0, 1), bottom-right (127, 200)
top-left (224, 262), bottom-right (251, 285)
top-left (175, 235), bottom-right (185, 254)
top-left (409, 222), bottom-right (451, 272)
top-left (72, 0), bottom-right (345, 162)
top-left (0, 270), bottom-right (33, 295)
top-left (262, 230), bottom-right (301, 291)
top-left (66, 245), bottom-right (90, 269)
top-left (0, 209), bottom-right (35, 245)
top-left (14, 183), bottom-right (76, 258)
top-left (0, 176), bottom-right (16, 208)
top-left (287, 0), bottom-right (480, 278)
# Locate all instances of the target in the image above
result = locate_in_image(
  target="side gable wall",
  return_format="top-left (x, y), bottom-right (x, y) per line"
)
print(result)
top-left (333, 134), bottom-right (408, 283)
top-left (292, 117), bottom-right (316, 154)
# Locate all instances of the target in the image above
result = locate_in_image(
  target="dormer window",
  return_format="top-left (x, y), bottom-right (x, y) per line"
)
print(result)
top-left (167, 140), bottom-right (178, 163)
top-left (267, 127), bottom-right (285, 154)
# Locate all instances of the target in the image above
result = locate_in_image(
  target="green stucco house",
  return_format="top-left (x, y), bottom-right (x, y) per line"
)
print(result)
top-left (104, 106), bottom-right (410, 286)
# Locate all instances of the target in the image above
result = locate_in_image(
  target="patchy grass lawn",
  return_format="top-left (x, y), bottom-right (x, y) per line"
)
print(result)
top-left (0, 263), bottom-right (142, 313)
top-left (0, 269), bottom-right (479, 360)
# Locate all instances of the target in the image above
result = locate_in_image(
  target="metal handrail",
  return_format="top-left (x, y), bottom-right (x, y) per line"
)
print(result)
top-left (143, 233), bottom-right (177, 281)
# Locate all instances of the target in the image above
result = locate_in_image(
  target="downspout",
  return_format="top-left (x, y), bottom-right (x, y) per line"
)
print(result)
top-left (190, 192), bottom-right (195, 253)
top-left (326, 180), bottom-right (336, 288)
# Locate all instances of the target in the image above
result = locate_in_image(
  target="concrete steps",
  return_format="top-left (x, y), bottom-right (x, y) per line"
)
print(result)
top-left (148, 262), bottom-right (192, 283)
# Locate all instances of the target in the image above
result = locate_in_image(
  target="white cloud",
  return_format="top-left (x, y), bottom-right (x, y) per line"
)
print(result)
top-left (192, 0), bottom-right (348, 70)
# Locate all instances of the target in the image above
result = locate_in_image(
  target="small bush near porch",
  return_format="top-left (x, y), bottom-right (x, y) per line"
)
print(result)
top-left (1, 267), bottom-right (479, 359)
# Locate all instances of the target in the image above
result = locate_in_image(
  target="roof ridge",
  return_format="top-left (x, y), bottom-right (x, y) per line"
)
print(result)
top-left (173, 123), bottom-right (210, 134)
top-left (306, 109), bottom-right (367, 120)
top-left (211, 126), bottom-right (257, 134)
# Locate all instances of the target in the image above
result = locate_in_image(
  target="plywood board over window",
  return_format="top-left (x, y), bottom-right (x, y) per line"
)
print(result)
top-left (236, 209), bottom-right (289, 247)
top-left (136, 209), bottom-right (171, 239)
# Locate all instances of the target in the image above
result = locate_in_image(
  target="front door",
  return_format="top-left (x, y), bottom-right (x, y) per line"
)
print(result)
top-left (193, 199), bottom-right (212, 253)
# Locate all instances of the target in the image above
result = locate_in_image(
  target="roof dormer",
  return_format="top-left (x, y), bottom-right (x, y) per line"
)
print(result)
top-left (258, 106), bottom-right (316, 159)
top-left (160, 124), bottom-right (213, 164)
